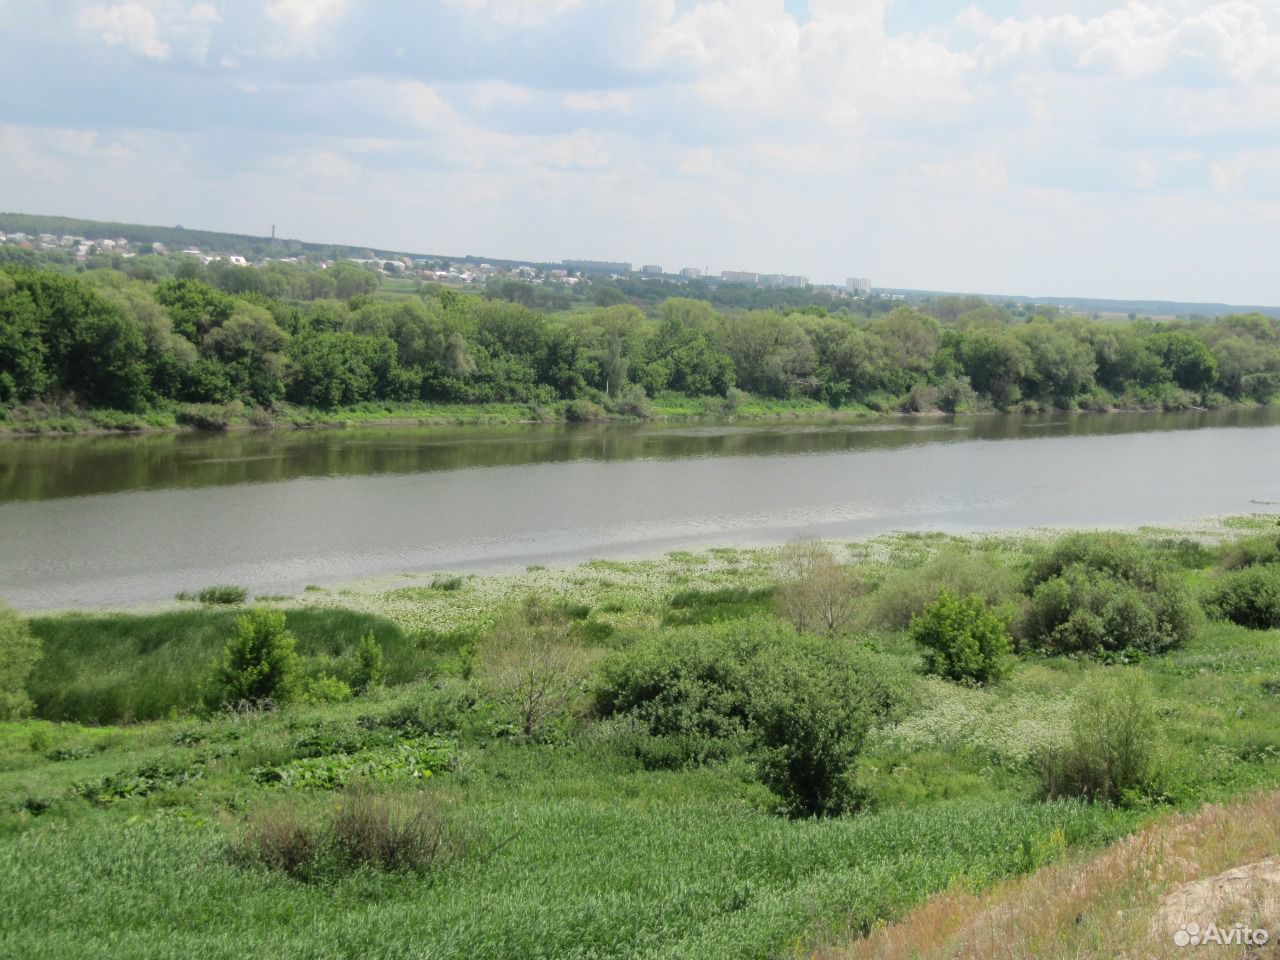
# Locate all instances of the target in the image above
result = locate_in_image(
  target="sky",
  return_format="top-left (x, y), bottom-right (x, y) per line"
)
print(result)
top-left (1, 1), bottom-right (1278, 304)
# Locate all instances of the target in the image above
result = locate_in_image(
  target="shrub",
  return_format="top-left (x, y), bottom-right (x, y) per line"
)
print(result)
top-left (299, 674), bottom-right (353, 705)
top-left (592, 622), bottom-right (774, 745)
top-left (430, 576), bottom-right (463, 592)
top-left (1203, 566), bottom-right (1280, 630)
top-left (870, 549), bottom-right (1020, 630)
top-left (351, 632), bottom-right (386, 692)
top-left (212, 609), bottom-right (301, 707)
top-left (612, 383), bottom-right (653, 418)
top-left (229, 790), bottom-right (465, 881)
top-left (910, 590), bottom-right (1012, 685)
top-left (1038, 672), bottom-right (1159, 804)
top-left (746, 636), bottom-right (902, 817)
top-left (774, 540), bottom-right (864, 635)
top-left (176, 402), bottom-right (241, 431)
top-left (594, 620), bottom-right (906, 810)
top-left (1218, 533), bottom-right (1280, 571)
top-left (564, 399), bottom-right (606, 422)
top-left (0, 604), bottom-right (41, 720)
top-left (1019, 533), bottom-right (1199, 656)
top-left (475, 597), bottom-right (594, 738)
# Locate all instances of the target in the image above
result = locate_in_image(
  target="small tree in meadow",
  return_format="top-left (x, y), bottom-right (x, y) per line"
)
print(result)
top-left (0, 604), bottom-right (41, 720)
top-left (351, 632), bottom-right (386, 692)
top-left (215, 609), bottom-right (301, 707)
top-left (476, 597), bottom-right (593, 739)
top-left (775, 540), bottom-right (864, 635)
top-left (910, 590), bottom-right (1012, 685)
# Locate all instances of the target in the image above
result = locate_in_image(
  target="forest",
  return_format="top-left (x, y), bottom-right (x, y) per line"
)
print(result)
top-left (2, 257), bottom-right (1279, 427)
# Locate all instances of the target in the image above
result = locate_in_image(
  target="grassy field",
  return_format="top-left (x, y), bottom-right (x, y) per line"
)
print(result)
top-left (4, 524), bottom-right (1280, 958)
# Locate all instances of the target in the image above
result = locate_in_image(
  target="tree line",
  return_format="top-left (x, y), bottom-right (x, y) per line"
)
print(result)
top-left (1, 262), bottom-right (1278, 415)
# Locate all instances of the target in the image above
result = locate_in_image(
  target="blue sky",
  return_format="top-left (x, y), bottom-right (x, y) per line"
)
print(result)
top-left (1, 1), bottom-right (1278, 303)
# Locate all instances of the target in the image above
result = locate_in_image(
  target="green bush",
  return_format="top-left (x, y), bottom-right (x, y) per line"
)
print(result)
top-left (351, 632), bottom-right (386, 692)
top-left (212, 609), bottom-right (301, 707)
top-left (745, 635), bottom-right (902, 817)
top-left (1203, 566), bottom-right (1280, 630)
top-left (909, 591), bottom-right (1011, 685)
top-left (1019, 533), bottom-right (1199, 656)
top-left (592, 622), bottom-right (772, 746)
top-left (594, 620), bottom-right (905, 812)
top-left (870, 549), bottom-right (1019, 630)
top-left (564, 399), bottom-right (606, 422)
top-left (0, 604), bottom-right (41, 720)
top-left (299, 674), bottom-right (353, 705)
top-left (1038, 672), bottom-right (1159, 804)
top-left (1218, 533), bottom-right (1280, 571)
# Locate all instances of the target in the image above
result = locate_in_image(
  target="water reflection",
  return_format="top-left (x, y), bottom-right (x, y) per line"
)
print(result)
top-left (2, 407), bottom-right (1278, 504)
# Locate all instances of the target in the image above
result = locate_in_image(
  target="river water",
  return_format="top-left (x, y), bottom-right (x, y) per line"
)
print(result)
top-left (2, 408), bottom-right (1279, 610)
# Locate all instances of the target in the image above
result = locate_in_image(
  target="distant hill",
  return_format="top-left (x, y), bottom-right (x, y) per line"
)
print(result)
top-left (877, 287), bottom-right (1280, 320)
top-left (0, 211), bottom-right (549, 270)
top-left (6, 211), bottom-right (1277, 319)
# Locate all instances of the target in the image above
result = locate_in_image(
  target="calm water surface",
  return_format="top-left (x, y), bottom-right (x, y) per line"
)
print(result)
top-left (2, 408), bottom-right (1279, 609)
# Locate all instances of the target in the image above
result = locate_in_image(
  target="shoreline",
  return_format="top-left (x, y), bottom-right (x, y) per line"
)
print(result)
top-left (1, 397), bottom-right (1271, 440)
top-left (17, 515), bottom-right (1274, 621)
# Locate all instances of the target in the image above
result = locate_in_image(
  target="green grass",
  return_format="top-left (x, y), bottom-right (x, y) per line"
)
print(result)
top-left (7, 525), bottom-right (1280, 958)
top-left (27, 608), bottom-right (425, 723)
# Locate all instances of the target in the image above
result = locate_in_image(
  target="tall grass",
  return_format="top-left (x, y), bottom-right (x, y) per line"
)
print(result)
top-left (27, 609), bottom-right (424, 723)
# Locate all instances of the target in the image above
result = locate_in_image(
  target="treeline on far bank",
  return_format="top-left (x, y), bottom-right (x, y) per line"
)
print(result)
top-left (2, 261), bottom-right (1279, 427)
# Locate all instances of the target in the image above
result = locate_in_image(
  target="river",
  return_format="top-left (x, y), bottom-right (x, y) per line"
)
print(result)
top-left (2, 408), bottom-right (1279, 609)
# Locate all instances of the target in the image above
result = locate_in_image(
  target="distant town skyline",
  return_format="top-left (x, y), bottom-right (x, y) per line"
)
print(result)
top-left (2, 1), bottom-right (1278, 304)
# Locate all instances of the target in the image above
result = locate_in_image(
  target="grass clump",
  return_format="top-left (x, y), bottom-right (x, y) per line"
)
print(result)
top-left (229, 789), bottom-right (465, 881)
top-left (909, 590), bottom-right (1012, 685)
top-left (196, 585), bottom-right (248, 606)
top-left (1038, 672), bottom-right (1160, 805)
top-left (1203, 564), bottom-right (1280, 629)
top-left (0, 604), bottom-right (41, 721)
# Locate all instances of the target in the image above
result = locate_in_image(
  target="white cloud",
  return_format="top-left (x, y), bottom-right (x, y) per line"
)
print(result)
top-left (78, 2), bottom-right (170, 60)
top-left (563, 90), bottom-right (631, 112)
top-left (442, 0), bottom-right (584, 28)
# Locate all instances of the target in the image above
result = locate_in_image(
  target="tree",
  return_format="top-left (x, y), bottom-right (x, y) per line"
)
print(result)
top-left (475, 598), bottom-right (593, 739)
top-left (746, 637), bottom-right (900, 817)
top-left (774, 540), bottom-right (864, 634)
top-left (351, 633), bottom-right (386, 692)
top-left (0, 604), bottom-right (41, 720)
top-left (1145, 331), bottom-right (1216, 392)
top-left (214, 609), bottom-right (301, 707)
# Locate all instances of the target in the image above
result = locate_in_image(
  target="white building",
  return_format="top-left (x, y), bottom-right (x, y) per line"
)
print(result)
top-left (846, 277), bottom-right (871, 294)
top-left (679, 267), bottom-right (702, 278)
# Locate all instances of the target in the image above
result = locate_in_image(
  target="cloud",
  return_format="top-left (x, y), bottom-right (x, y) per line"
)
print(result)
top-left (5, 1), bottom-right (1280, 302)
top-left (78, 2), bottom-right (170, 60)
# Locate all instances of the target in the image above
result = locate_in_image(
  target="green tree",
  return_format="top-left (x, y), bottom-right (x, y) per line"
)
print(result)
top-left (746, 637), bottom-right (900, 817)
top-left (214, 609), bottom-right (301, 706)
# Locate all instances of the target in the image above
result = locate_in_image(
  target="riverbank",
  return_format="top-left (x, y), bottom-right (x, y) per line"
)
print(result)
top-left (0, 395), bottom-right (863, 437)
top-left (3, 394), bottom-right (1272, 438)
top-left (5, 520), bottom-right (1280, 959)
